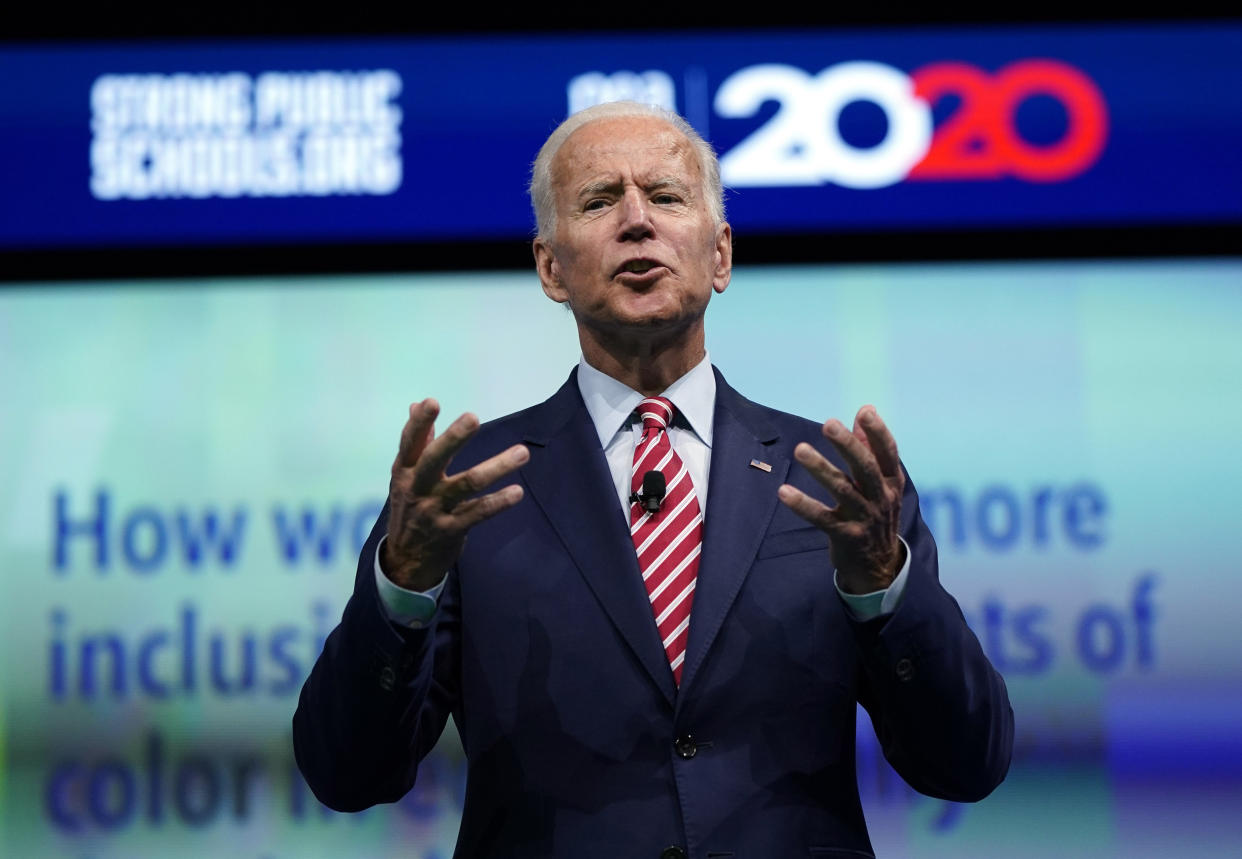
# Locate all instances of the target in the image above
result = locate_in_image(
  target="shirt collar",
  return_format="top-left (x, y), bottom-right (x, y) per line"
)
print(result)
top-left (576, 352), bottom-right (716, 449)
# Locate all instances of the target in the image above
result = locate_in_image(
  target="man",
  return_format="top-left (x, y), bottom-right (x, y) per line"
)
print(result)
top-left (294, 101), bottom-right (1012, 858)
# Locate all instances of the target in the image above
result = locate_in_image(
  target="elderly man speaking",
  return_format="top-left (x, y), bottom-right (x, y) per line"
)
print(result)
top-left (294, 101), bottom-right (1013, 859)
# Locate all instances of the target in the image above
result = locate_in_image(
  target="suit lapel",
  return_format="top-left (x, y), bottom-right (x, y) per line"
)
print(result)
top-left (678, 369), bottom-right (788, 699)
top-left (519, 370), bottom-right (677, 707)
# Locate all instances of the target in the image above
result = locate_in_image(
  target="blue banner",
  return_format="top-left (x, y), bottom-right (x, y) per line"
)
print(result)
top-left (1, 23), bottom-right (1239, 249)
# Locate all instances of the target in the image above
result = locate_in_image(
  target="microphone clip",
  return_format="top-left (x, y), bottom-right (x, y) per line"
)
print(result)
top-left (630, 469), bottom-right (667, 514)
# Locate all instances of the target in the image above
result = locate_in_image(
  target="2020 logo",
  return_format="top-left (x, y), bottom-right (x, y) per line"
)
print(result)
top-left (715, 60), bottom-right (1108, 189)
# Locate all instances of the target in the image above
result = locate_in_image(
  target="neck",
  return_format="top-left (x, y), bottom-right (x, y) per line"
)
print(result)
top-left (579, 326), bottom-right (706, 397)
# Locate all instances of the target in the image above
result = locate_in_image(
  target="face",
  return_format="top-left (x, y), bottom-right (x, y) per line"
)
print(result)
top-left (533, 116), bottom-right (732, 351)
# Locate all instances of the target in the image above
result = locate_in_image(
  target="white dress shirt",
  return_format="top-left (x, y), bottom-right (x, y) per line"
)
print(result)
top-left (577, 352), bottom-right (715, 521)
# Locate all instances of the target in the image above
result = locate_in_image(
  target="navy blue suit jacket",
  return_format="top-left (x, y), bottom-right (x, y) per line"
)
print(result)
top-left (294, 368), bottom-right (1013, 858)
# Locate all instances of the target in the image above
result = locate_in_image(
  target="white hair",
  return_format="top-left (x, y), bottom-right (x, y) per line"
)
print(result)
top-left (529, 101), bottom-right (725, 239)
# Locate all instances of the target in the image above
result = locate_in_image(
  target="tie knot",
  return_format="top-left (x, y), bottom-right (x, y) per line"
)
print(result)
top-left (636, 397), bottom-right (675, 433)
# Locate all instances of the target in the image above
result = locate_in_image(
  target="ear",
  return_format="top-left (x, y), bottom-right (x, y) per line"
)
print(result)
top-left (533, 236), bottom-right (569, 304)
top-left (711, 221), bottom-right (733, 295)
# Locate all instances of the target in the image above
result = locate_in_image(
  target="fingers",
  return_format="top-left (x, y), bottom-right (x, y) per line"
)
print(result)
top-left (777, 482), bottom-right (873, 540)
top-left (790, 407), bottom-right (903, 521)
top-left (820, 419), bottom-right (886, 502)
top-left (395, 398), bottom-right (440, 471)
top-left (446, 483), bottom-right (525, 529)
top-left (439, 444), bottom-right (530, 507)
top-left (394, 401), bottom-right (528, 514)
top-left (793, 442), bottom-right (868, 516)
top-left (854, 406), bottom-right (901, 478)
top-left (787, 406), bottom-right (904, 589)
top-left (391, 401), bottom-right (528, 512)
top-left (411, 412), bottom-right (482, 495)
top-left (777, 483), bottom-right (838, 531)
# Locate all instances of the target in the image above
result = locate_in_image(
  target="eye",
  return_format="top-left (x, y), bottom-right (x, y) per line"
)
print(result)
top-left (652, 193), bottom-right (681, 205)
top-left (583, 198), bottom-right (610, 212)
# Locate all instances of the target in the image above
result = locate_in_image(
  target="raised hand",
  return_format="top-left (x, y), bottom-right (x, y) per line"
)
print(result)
top-left (382, 398), bottom-right (529, 591)
top-left (777, 405), bottom-right (906, 595)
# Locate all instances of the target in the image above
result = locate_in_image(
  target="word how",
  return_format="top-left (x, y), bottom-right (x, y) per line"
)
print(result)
top-left (52, 489), bottom-right (383, 572)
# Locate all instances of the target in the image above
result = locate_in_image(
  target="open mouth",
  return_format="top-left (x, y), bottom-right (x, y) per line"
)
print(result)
top-left (617, 259), bottom-right (664, 276)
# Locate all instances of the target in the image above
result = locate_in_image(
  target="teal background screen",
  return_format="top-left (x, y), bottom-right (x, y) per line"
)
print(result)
top-left (2, 259), bottom-right (1240, 856)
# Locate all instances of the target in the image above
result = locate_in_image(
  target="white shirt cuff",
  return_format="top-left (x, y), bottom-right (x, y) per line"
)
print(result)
top-left (834, 536), bottom-right (911, 621)
top-left (373, 536), bottom-right (447, 629)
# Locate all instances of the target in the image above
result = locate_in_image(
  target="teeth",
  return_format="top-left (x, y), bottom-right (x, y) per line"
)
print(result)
top-left (624, 260), bottom-right (655, 273)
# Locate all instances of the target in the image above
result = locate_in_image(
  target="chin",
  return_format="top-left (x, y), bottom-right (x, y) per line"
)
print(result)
top-left (622, 312), bottom-right (702, 338)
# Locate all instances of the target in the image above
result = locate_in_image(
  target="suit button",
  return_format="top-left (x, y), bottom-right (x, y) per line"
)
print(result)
top-left (378, 665), bottom-right (396, 691)
top-left (660, 847), bottom-right (686, 859)
top-left (674, 735), bottom-right (697, 759)
top-left (895, 657), bottom-right (915, 682)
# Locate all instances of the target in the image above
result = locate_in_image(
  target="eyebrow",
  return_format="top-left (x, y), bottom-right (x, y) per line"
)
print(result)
top-left (648, 176), bottom-right (694, 196)
top-left (576, 180), bottom-right (620, 199)
top-left (575, 176), bottom-right (694, 200)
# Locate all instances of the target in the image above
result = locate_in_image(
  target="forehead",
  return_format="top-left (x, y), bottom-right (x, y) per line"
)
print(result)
top-left (551, 116), bottom-right (700, 192)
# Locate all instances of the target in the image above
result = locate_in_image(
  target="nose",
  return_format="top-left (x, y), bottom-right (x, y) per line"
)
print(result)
top-left (617, 187), bottom-right (654, 241)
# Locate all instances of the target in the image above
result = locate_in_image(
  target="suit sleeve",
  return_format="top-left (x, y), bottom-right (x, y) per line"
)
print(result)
top-left (851, 468), bottom-right (1014, 802)
top-left (292, 502), bottom-right (459, 811)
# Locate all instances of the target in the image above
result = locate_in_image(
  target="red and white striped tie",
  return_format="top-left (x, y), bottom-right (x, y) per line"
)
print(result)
top-left (630, 396), bottom-right (702, 686)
